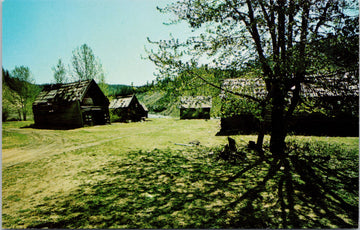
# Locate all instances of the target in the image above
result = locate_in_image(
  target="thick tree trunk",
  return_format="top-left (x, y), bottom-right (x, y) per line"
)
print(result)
top-left (256, 100), bottom-right (269, 151)
top-left (23, 111), bottom-right (27, 121)
top-left (256, 131), bottom-right (264, 150)
top-left (269, 83), bottom-right (287, 157)
top-left (17, 109), bottom-right (22, 121)
top-left (270, 112), bottom-right (286, 157)
top-left (22, 103), bottom-right (27, 121)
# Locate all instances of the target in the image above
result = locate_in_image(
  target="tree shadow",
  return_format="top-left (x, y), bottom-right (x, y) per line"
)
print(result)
top-left (24, 142), bottom-right (358, 229)
top-left (290, 153), bottom-right (358, 227)
top-left (20, 123), bottom-right (78, 130)
top-left (210, 141), bottom-right (358, 228)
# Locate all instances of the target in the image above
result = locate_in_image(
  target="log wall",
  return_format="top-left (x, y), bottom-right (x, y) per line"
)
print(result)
top-left (33, 101), bottom-right (83, 128)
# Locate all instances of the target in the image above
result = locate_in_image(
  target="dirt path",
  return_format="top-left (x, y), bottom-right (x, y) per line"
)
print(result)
top-left (2, 119), bottom-right (228, 168)
top-left (2, 133), bottom-right (124, 167)
top-left (2, 124), bottom-right (169, 167)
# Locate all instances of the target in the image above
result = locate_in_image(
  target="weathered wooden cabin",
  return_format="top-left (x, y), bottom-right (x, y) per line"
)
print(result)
top-left (218, 78), bottom-right (267, 134)
top-left (218, 71), bottom-right (359, 136)
top-left (140, 103), bottom-right (149, 118)
top-left (33, 79), bottom-right (110, 128)
top-left (109, 95), bottom-right (148, 122)
top-left (180, 96), bottom-right (212, 119)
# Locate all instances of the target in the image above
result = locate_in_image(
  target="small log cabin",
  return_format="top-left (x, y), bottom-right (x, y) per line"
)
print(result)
top-left (180, 96), bottom-right (212, 119)
top-left (109, 95), bottom-right (148, 122)
top-left (33, 79), bottom-right (110, 128)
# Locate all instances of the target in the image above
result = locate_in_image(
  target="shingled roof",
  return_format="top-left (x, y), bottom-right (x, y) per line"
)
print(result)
top-left (302, 72), bottom-right (359, 97)
top-left (109, 95), bottom-right (134, 109)
top-left (33, 79), bottom-right (95, 105)
top-left (220, 71), bottom-right (358, 99)
top-left (180, 96), bottom-right (212, 109)
top-left (140, 103), bottom-right (148, 112)
top-left (220, 78), bottom-right (266, 99)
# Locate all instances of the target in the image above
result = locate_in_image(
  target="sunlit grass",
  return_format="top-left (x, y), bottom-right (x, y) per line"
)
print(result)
top-left (2, 119), bottom-right (358, 228)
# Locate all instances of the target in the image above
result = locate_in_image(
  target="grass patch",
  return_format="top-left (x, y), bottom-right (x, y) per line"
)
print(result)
top-left (2, 119), bottom-right (358, 228)
top-left (2, 130), bottom-right (32, 149)
top-left (4, 143), bottom-right (358, 228)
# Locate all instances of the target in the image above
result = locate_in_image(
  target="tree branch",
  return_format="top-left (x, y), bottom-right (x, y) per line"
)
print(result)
top-left (277, 0), bottom-right (287, 62)
top-left (314, 0), bottom-right (332, 36)
top-left (259, 0), bottom-right (278, 59)
top-left (190, 69), bottom-right (263, 103)
top-left (245, 0), bottom-right (273, 79)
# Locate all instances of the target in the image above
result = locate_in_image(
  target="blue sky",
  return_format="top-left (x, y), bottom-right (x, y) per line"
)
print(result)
top-left (2, 0), bottom-right (194, 85)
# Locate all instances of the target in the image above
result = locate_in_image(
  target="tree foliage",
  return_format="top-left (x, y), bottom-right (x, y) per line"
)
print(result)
top-left (147, 0), bottom-right (358, 156)
top-left (52, 59), bottom-right (67, 84)
top-left (10, 66), bottom-right (38, 121)
top-left (71, 44), bottom-right (108, 95)
top-left (72, 44), bottom-right (99, 80)
top-left (2, 68), bottom-right (21, 121)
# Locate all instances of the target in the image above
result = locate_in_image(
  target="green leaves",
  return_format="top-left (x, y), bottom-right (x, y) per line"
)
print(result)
top-left (52, 59), bottom-right (67, 84)
top-left (71, 44), bottom-right (105, 83)
top-left (11, 66), bottom-right (33, 84)
top-left (8, 66), bottom-right (38, 121)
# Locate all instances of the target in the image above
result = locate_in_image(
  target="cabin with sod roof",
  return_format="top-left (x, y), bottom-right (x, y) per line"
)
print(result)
top-left (32, 79), bottom-right (110, 128)
top-left (179, 96), bottom-right (212, 119)
top-left (109, 95), bottom-right (148, 122)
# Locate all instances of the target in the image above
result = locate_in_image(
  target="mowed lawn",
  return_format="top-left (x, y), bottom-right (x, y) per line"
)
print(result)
top-left (2, 118), bottom-right (359, 228)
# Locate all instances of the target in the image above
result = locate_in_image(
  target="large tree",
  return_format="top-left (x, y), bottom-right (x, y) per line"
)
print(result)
top-left (148, 0), bottom-right (358, 157)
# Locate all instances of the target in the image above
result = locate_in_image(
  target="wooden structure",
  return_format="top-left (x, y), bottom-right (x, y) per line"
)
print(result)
top-left (140, 103), bottom-right (149, 118)
top-left (218, 71), bottom-right (359, 136)
top-left (33, 79), bottom-right (110, 128)
top-left (109, 95), bottom-right (148, 122)
top-left (219, 78), bottom-right (268, 134)
top-left (180, 96), bottom-right (212, 119)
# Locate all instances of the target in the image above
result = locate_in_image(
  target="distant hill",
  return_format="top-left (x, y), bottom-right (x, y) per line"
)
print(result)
top-left (136, 88), bottom-right (222, 118)
top-left (107, 84), bottom-right (135, 96)
top-left (134, 69), bottom-right (226, 117)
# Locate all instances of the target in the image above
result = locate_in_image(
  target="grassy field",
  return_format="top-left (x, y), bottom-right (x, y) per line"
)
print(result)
top-left (2, 118), bottom-right (359, 228)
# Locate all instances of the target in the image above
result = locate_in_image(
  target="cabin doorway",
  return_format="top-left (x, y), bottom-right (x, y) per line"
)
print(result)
top-left (82, 108), bottom-right (109, 126)
top-left (93, 110), bottom-right (106, 125)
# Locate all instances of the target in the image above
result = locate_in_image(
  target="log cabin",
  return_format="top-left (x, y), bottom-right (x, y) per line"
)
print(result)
top-left (180, 96), bottom-right (212, 119)
top-left (218, 71), bottom-right (359, 136)
top-left (32, 79), bottom-right (110, 128)
top-left (109, 95), bottom-right (148, 122)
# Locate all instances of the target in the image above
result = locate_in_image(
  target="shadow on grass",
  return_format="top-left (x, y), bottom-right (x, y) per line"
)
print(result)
top-left (20, 123), bottom-right (78, 130)
top-left (21, 141), bottom-right (358, 229)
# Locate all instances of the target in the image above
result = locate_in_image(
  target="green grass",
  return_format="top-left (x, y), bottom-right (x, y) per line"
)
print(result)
top-left (2, 119), bottom-right (359, 228)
